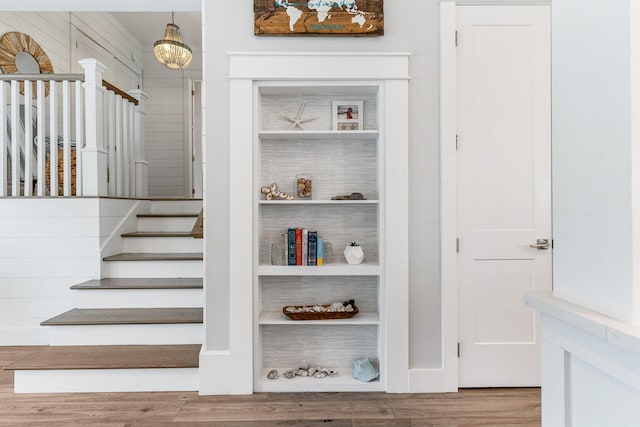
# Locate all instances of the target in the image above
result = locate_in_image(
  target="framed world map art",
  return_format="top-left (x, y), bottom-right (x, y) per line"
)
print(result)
top-left (254, 0), bottom-right (384, 36)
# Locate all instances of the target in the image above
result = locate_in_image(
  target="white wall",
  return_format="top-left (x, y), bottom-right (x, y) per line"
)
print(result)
top-left (552, 0), bottom-right (635, 321)
top-left (202, 1), bottom-right (442, 371)
top-left (143, 46), bottom-right (202, 198)
top-left (0, 198), bottom-right (138, 345)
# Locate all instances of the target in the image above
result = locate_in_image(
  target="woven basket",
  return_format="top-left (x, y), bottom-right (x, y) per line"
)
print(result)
top-left (282, 305), bottom-right (359, 321)
top-left (45, 146), bottom-right (76, 196)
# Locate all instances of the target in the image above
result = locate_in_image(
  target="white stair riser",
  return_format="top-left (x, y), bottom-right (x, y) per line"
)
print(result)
top-left (138, 217), bottom-right (197, 232)
top-left (103, 260), bottom-right (203, 278)
top-left (48, 323), bottom-right (203, 346)
top-left (123, 236), bottom-right (203, 253)
top-left (14, 368), bottom-right (199, 393)
top-left (150, 200), bottom-right (202, 215)
top-left (76, 289), bottom-right (203, 308)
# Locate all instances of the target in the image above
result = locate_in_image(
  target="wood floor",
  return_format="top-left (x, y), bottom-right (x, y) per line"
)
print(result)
top-left (0, 347), bottom-right (541, 426)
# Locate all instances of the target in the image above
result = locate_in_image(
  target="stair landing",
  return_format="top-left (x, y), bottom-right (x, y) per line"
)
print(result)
top-left (4, 345), bottom-right (200, 393)
top-left (4, 344), bottom-right (200, 371)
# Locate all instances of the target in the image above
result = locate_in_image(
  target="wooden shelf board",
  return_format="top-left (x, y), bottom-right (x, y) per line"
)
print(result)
top-left (256, 263), bottom-right (381, 276)
top-left (259, 311), bottom-right (379, 325)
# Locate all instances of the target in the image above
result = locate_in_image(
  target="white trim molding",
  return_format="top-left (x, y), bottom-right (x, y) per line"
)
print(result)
top-left (409, 0), bottom-right (459, 393)
top-left (527, 292), bottom-right (640, 425)
top-left (203, 52), bottom-right (411, 395)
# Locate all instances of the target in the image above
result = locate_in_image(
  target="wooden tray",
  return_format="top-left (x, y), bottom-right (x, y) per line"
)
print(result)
top-left (282, 305), bottom-right (359, 321)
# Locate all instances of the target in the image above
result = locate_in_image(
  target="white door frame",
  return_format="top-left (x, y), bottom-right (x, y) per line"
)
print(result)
top-left (434, 0), bottom-right (552, 392)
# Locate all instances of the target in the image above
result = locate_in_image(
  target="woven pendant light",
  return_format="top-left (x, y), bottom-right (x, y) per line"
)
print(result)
top-left (153, 12), bottom-right (192, 70)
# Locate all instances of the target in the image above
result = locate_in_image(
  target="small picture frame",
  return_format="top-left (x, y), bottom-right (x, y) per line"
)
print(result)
top-left (333, 100), bottom-right (363, 131)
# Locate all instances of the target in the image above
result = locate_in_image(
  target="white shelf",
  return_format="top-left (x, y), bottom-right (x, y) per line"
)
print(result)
top-left (259, 130), bottom-right (379, 140)
top-left (259, 311), bottom-right (380, 325)
top-left (255, 368), bottom-right (383, 393)
top-left (259, 200), bottom-right (379, 205)
top-left (256, 262), bottom-right (381, 276)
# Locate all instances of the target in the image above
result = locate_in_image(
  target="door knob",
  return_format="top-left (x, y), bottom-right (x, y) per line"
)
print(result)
top-left (530, 239), bottom-right (550, 250)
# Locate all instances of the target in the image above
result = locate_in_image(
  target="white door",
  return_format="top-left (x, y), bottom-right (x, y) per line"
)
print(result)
top-left (457, 5), bottom-right (551, 387)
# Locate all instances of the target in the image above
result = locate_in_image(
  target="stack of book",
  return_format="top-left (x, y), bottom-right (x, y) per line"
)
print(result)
top-left (286, 228), bottom-right (324, 266)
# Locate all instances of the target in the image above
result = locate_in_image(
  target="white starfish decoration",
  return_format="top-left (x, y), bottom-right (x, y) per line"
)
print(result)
top-left (279, 102), bottom-right (319, 130)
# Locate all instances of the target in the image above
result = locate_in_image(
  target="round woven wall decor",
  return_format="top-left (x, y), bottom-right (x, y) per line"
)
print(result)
top-left (0, 31), bottom-right (53, 96)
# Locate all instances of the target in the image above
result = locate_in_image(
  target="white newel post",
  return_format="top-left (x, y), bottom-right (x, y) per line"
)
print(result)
top-left (128, 89), bottom-right (149, 198)
top-left (79, 58), bottom-right (108, 197)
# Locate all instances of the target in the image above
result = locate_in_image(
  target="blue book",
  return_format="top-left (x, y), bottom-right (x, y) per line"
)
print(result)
top-left (317, 237), bottom-right (323, 266)
top-left (287, 228), bottom-right (296, 266)
top-left (308, 231), bottom-right (318, 266)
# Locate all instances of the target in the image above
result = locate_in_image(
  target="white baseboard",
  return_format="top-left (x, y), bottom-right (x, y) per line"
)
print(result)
top-left (409, 367), bottom-right (458, 393)
top-left (198, 350), bottom-right (253, 395)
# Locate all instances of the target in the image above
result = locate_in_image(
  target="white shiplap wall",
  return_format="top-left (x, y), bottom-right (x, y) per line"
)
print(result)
top-left (0, 12), bottom-right (72, 73)
top-left (143, 46), bottom-right (202, 198)
top-left (0, 198), bottom-right (139, 345)
top-left (0, 12), bottom-right (142, 88)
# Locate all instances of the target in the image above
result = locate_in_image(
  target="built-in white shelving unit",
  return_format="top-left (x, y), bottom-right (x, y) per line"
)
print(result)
top-left (254, 82), bottom-right (383, 392)
top-left (215, 52), bottom-right (409, 395)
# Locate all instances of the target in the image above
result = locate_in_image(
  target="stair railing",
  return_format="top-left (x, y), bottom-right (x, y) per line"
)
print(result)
top-left (0, 58), bottom-right (147, 198)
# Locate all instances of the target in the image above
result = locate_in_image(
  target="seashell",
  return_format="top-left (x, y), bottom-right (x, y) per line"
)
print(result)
top-left (270, 183), bottom-right (278, 192)
top-left (285, 306), bottom-right (295, 312)
top-left (345, 305), bottom-right (354, 312)
top-left (267, 369), bottom-right (279, 379)
top-left (314, 371), bottom-right (327, 378)
top-left (328, 302), bottom-right (343, 312)
top-left (296, 369), bottom-right (309, 377)
top-left (326, 369), bottom-right (338, 377)
top-left (261, 186), bottom-right (270, 193)
top-left (308, 367), bottom-right (317, 376)
top-left (273, 190), bottom-right (281, 197)
top-left (279, 192), bottom-right (288, 199)
top-left (299, 363), bottom-right (309, 370)
top-left (313, 305), bottom-right (323, 312)
top-left (283, 369), bottom-right (296, 379)
top-left (286, 195), bottom-right (295, 200)
top-left (266, 193), bottom-right (273, 200)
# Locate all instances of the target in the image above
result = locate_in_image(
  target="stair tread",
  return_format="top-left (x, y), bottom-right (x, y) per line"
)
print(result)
top-left (3, 344), bottom-right (200, 371)
top-left (149, 198), bottom-right (203, 201)
top-left (121, 231), bottom-right (193, 238)
top-left (41, 308), bottom-right (203, 326)
top-left (71, 278), bottom-right (203, 290)
top-left (137, 213), bottom-right (198, 218)
top-left (103, 252), bottom-right (203, 261)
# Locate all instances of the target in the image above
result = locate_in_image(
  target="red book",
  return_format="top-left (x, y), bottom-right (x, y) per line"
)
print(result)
top-left (295, 228), bottom-right (303, 266)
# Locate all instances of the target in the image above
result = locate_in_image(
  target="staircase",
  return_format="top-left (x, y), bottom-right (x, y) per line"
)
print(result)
top-left (4, 200), bottom-right (204, 393)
